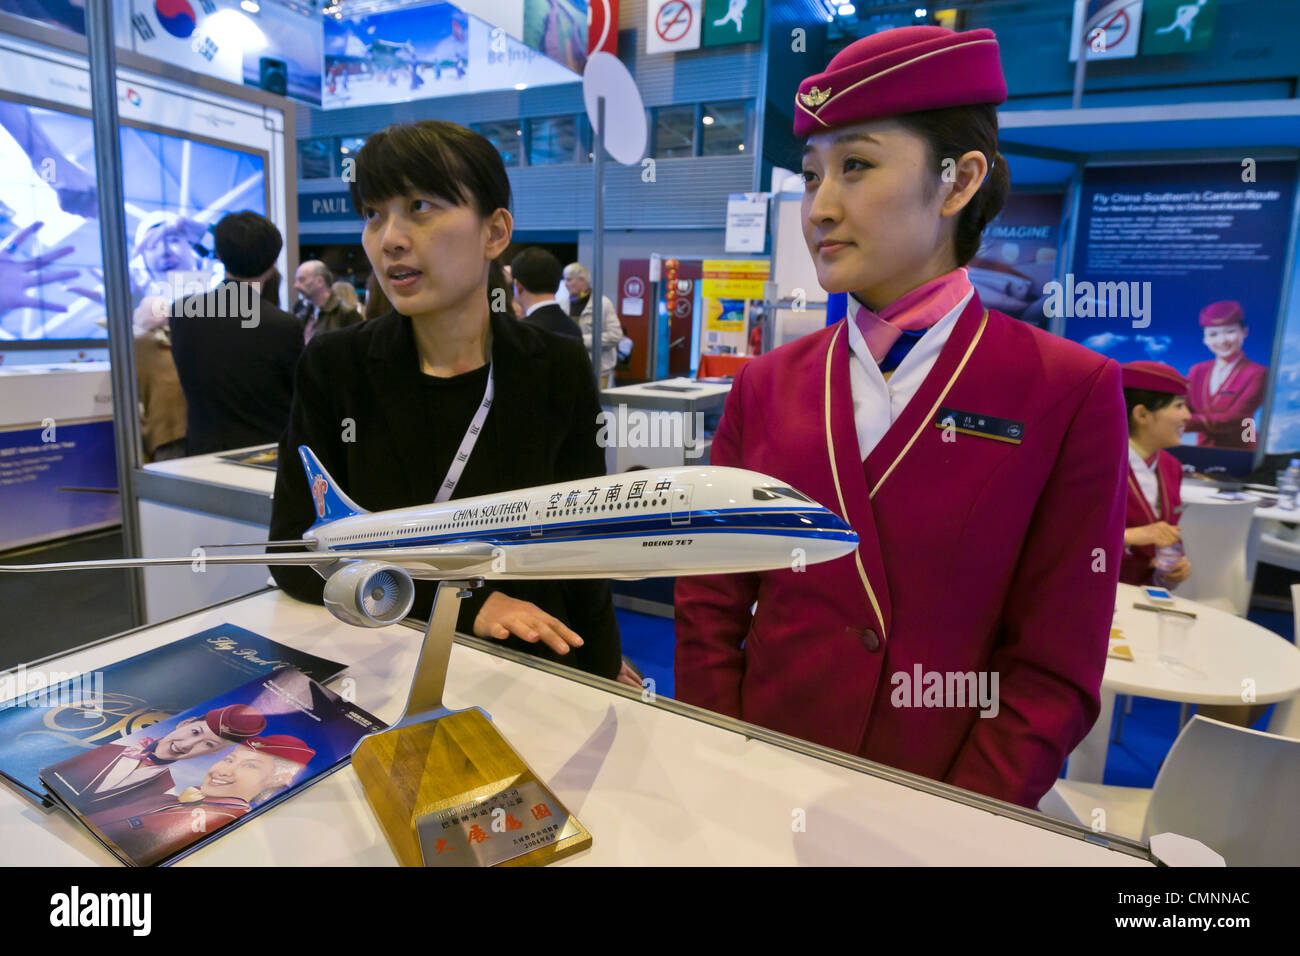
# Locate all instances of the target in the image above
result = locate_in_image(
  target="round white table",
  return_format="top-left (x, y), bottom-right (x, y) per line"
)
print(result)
top-left (1179, 481), bottom-right (1298, 524)
top-left (1066, 584), bottom-right (1300, 782)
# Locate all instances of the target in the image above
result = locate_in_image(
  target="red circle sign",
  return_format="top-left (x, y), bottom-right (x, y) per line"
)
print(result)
top-left (656, 1), bottom-right (693, 43)
top-left (1089, 9), bottom-right (1130, 50)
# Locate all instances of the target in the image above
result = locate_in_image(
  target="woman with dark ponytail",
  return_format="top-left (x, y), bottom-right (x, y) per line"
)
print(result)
top-left (675, 27), bottom-right (1128, 809)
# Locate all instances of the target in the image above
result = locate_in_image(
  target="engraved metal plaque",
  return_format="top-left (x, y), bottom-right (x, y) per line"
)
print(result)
top-left (416, 780), bottom-right (581, 867)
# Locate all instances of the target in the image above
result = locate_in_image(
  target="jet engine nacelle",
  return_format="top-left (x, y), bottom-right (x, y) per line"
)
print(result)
top-left (322, 561), bottom-right (415, 628)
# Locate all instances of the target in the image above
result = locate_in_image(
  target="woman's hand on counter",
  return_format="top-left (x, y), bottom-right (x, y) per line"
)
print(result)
top-left (473, 590), bottom-right (584, 656)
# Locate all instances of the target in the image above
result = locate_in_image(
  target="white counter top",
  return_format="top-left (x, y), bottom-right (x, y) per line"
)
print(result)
top-left (0, 590), bottom-right (1150, 867)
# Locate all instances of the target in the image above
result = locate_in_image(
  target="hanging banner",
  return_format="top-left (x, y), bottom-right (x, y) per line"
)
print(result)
top-left (523, 0), bottom-right (590, 73)
top-left (588, 0), bottom-right (618, 55)
top-left (701, 259), bottom-right (769, 300)
top-left (1062, 161), bottom-right (1298, 457)
top-left (323, 3), bottom-right (577, 109)
top-left (0, 0), bottom-right (325, 104)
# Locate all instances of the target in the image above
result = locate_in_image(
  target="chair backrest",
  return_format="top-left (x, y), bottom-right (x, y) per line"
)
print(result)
top-left (1265, 584), bottom-right (1300, 738)
top-left (1177, 499), bottom-right (1258, 615)
top-left (1144, 716), bottom-right (1300, 865)
top-left (1257, 529), bottom-right (1300, 574)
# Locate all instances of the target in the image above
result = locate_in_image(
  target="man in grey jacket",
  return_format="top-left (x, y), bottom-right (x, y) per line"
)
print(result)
top-left (562, 262), bottom-right (623, 387)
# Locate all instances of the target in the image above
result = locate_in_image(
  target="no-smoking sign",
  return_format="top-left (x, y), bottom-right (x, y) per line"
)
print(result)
top-left (1069, 0), bottom-right (1141, 60)
top-left (647, 0), bottom-right (701, 54)
top-left (657, 1), bottom-right (692, 41)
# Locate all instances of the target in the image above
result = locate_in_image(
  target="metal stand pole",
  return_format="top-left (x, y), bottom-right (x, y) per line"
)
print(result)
top-left (591, 95), bottom-right (606, 390)
top-left (86, 0), bottom-right (144, 626)
top-left (1071, 6), bottom-right (1090, 109)
top-left (647, 280), bottom-right (660, 380)
top-left (396, 579), bottom-right (482, 726)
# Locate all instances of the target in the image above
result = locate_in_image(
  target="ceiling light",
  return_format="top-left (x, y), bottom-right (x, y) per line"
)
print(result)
top-left (837, 3), bottom-right (855, 14)
top-left (514, 82), bottom-right (527, 90)
top-left (241, 0), bottom-right (260, 12)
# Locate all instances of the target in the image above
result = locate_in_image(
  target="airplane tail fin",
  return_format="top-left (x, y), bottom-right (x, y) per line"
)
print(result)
top-left (298, 445), bottom-right (366, 527)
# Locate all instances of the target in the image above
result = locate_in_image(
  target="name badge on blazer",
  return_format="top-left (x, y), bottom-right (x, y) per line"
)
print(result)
top-left (933, 407), bottom-right (1024, 445)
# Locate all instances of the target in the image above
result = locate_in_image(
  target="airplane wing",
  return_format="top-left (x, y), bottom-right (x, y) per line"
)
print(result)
top-left (0, 542), bottom-right (498, 573)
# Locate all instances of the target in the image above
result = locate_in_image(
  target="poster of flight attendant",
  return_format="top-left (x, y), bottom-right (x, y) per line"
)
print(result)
top-left (1063, 160), bottom-right (1297, 455)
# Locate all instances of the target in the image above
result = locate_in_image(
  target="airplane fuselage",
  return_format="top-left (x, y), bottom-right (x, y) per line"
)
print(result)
top-left (308, 466), bottom-right (857, 581)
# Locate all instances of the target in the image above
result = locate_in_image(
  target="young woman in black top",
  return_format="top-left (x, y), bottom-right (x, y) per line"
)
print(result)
top-left (269, 121), bottom-right (624, 680)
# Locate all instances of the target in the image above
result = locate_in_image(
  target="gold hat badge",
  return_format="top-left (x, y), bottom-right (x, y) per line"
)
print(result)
top-left (799, 86), bottom-right (831, 109)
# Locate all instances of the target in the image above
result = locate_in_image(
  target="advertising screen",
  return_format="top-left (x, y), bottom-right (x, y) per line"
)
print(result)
top-left (0, 95), bottom-right (266, 343)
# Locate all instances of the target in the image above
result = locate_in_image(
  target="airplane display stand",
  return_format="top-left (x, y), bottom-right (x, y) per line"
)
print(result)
top-left (351, 579), bottom-right (592, 867)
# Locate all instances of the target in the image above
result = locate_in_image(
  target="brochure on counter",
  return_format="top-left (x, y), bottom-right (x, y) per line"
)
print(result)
top-left (41, 667), bottom-right (384, 867)
top-left (217, 446), bottom-right (280, 470)
top-left (0, 625), bottom-right (345, 803)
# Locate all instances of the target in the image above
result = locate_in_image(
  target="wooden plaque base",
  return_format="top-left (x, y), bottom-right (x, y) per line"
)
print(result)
top-left (352, 708), bottom-right (591, 867)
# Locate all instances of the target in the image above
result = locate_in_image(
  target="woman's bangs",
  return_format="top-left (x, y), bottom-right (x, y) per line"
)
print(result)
top-left (350, 128), bottom-right (471, 216)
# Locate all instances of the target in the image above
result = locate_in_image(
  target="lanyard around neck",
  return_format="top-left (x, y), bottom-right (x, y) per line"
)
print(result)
top-left (434, 362), bottom-right (494, 503)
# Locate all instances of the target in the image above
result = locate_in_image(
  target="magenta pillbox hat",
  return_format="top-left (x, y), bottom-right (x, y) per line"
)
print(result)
top-left (1121, 361), bottom-right (1188, 396)
top-left (794, 26), bottom-right (1007, 137)
top-left (1199, 300), bottom-right (1245, 327)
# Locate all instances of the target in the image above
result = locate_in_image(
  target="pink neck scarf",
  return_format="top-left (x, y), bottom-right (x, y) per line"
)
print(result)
top-left (851, 267), bottom-right (974, 364)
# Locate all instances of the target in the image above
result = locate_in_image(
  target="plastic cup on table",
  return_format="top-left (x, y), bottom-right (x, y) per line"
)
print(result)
top-left (1156, 610), bottom-right (1203, 678)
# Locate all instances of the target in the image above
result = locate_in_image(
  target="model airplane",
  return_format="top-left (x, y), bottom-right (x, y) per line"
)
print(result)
top-left (0, 447), bottom-right (858, 629)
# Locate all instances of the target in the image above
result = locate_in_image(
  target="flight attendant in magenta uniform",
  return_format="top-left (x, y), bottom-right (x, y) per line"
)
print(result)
top-left (1119, 361), bottom-right (1193, 589)
top-left (674, 26), bottom-right (1129, 809)
top-left (1184, 301), bottom-right (1268, 451)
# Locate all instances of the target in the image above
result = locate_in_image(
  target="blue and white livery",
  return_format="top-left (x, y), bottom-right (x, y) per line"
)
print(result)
top-left (1, 445), bottom-right (859, 628)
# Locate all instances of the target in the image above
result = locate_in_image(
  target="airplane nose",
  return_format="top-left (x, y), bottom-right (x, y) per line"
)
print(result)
top-left (821, 509), bottom-right (856, 539)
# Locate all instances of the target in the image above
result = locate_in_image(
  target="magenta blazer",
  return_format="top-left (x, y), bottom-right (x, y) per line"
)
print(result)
top-left (675, 294), bottom-right (1128, 808)
top-left (1185, 357), bottom-right (1268, 450)
top-left (1120, 449), bottom-right (1184, 587)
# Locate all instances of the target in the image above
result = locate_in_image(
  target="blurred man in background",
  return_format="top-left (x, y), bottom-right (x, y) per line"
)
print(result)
top-left (169, 211), bottom-right (302, 456)
top-left (512, 248), bottom-right (580, 341)
top-left (294, 259), bottom-right (361, 342)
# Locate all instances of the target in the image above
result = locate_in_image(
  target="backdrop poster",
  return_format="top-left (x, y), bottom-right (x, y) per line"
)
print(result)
top-left (1063, 161), bottom-right (1297, 456)
top-left (969, 191), bottom-right (1063, 326)
top-left (0, 420), bottom-right (120, 551)
top-left (1266, 238), bottom-right (1300, 456)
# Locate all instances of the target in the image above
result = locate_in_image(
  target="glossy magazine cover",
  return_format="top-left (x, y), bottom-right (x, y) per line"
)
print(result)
top-left (0, 624), bottom-right (344, 802)
top-left (42, 667), bottom-right (383, 867)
